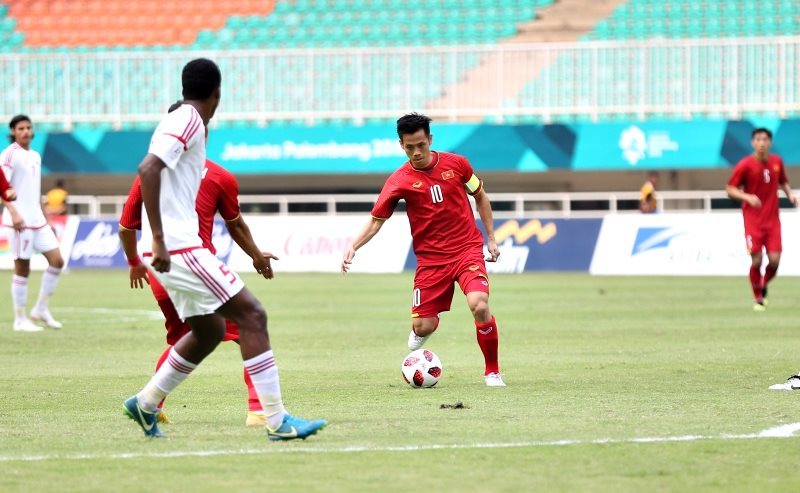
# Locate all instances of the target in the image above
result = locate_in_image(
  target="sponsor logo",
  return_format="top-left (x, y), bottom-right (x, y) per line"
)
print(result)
top-left (485, 238), bottom-right (529, 274)
top-left (469, 264), bottom-right (479, 271)
top-left (631, 227), bottom-right (686, 255)
top-left (478, 327), bottom-right (494, 335)
top-left (441, 170), bottom-right (455, 180)
top-left (619, 125), bottom-right (679, 166)
top-left (70, 222), bottom-right (121, 265)
top-left (774, 165), bottom-right (780, 172)
top-left (412, 181), bottom-right (423, 188)
top-left (494, 219), bottom-right (557, 245)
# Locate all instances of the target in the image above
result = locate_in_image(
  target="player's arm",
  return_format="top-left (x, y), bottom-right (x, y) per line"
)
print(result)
top-left (119, 178), bottom-right (148, 288)
top-left (138, 154), bottom-right (170, 272)
top-left (119, 225), bottom-right (149, 289)
top-left (780, 182), bottom-right (798, 207)
top-left (0, 170), bottom-right (15, 201)
top-left (726, 184), bottom-right (760, 208)
top-left (225, 216), bottom-right (279, 280)
top-left (341, 217), bottom-right (386, 274)
top-left (3, 198), bottom-right (24, 230)
top-left (472, 186), bottom-right (500, 262)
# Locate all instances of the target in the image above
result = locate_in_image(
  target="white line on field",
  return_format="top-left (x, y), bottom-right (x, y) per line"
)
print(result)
top-left (0, 423), bottom-right (797, 463)
top-left (55, 307), bottom-right (164, 320)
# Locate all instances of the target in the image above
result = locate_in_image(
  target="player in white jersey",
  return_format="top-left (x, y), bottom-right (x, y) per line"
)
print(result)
top-left (123, 58), bottom-right (326, 441)
top-left (1, 115), bottom-right (64, 332)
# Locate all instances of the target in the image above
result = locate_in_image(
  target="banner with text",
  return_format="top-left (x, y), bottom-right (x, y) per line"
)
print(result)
top-left (590, 212), bottom-right (800, 276)
top-left (37, 118), bottom-right (800, 175)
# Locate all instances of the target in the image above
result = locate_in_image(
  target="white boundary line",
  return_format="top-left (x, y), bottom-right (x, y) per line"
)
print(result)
top-left (1, 423), bottom-right (798, 463)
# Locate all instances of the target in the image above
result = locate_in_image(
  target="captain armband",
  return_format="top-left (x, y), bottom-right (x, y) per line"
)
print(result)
top-left (464, 174), bottom-right (482, 195)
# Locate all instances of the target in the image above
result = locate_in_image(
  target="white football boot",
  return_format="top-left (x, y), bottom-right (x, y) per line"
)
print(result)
top-left (14, 318), bottom-right (44, 332)
top-left (769, 375), bottom-right (800, 390)
top-left (407, 330), bottom-right (430, 351)
top-left (484, 372), bottom-right (506, 387)
top-left (30, 307), bottom-right (63, 329)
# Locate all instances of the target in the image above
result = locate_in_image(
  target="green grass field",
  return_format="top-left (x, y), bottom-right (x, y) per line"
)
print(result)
top-left (1, 270), bottom-right (800, 492)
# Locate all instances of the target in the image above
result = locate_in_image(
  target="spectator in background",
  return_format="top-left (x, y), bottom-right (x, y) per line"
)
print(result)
top-left (639, 171), bottom-right (659, 213)
top-left (45, 178), bottom-right (68, 217)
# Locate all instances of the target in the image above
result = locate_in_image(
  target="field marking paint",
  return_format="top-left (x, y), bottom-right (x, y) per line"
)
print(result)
top-left (1, 423), bottom-right (798, 463)
top-left (55, 307), bottom-right (164, 320)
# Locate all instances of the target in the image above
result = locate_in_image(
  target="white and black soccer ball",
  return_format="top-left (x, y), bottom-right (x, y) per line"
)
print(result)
top-left (401, 349), bottom-right (443, 388)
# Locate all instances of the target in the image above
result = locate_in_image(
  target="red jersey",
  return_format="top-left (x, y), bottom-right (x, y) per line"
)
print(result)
top-left (119, 159), bottom-right (240, 255)
top-left (727, 154), bottom-right (787, 228)
top-left (371, 151), bottom-right (484, 266)
top-left (0, 166), bottom-right (9, 197)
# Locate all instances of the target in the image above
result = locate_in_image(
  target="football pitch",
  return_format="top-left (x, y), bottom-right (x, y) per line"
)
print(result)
top-left (2, 270), bottom-right (800, 492)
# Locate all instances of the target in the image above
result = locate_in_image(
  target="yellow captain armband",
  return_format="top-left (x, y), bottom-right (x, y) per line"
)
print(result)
top-left (464, 174), bottom-right (482, 195)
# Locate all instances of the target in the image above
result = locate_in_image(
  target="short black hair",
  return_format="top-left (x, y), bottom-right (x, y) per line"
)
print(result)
top-left (181, 58), bottom-right (221, 100)
top-left (752, 127), bottom-right (773, 139)
top-left (55, 178), bottom-right (65, 188)
top-left (168, 100), bottom-right (184, 113)
top-left (8, 114), bottom-right (31, 143)
top-left (397, 113), bottom-right (432, 140)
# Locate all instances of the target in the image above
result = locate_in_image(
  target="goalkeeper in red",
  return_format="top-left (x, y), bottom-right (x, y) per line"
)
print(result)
top-left (726, 127), bottom-right (797, 312)
top-left (341, 113), bottom-right (505, 387)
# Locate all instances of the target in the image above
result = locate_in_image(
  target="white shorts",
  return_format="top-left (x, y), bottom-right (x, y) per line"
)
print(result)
top-left (147, 247), bottom-right (245, 320)
top-left (11, 226), bottom-right (60, 260)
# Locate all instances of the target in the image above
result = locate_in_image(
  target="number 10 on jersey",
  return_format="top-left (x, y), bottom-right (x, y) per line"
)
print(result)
top-left (430, 184), bottom-right (444, 203)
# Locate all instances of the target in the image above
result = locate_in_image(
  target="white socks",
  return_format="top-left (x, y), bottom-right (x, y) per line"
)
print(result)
top-left (243, 350), bottom-right (286, 430)
top-left (34, 267), bottom-right (61, 311)
top-left (11, 275), bottom-right (27, 320)
top-left (137, 347), bottom-right (197, 412)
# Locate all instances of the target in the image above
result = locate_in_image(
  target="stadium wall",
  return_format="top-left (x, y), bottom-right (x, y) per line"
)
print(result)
top-left (6, 213), bottom-right (800, 276)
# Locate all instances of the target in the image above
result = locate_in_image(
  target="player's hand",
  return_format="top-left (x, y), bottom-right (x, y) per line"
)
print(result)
top-left (253, 251), bottom-right (279, 279)
top-left (790, 195), bottom-right (799, 207)
top-left (150, 240), bottom-right (170, 273)
top-left (746, 195), bottom-right (762, 208)
top-left (129, 264), bottom-right (150, 289)
top-left (341, 246), bottom-right (356, 274)
top-left (2, 187), bottom-right (15, 201)
top-left (485, 239), bottom-right (500, 262)
top-left (11, 212), bottom-right (24, 231)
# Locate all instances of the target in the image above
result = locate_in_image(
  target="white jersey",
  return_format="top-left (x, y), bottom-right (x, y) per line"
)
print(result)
top-left (1, 142), bottom-right (47, 229)
top-left (139, 104), bottom-right (206, 254)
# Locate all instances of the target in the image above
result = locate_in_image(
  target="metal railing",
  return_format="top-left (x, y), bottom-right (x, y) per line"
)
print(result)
top-left (66, 189), bottom-right (778, 220)
top-left (2, 36), bottom-right (799, 128)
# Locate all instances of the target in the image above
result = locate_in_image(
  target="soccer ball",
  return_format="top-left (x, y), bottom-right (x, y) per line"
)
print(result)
top-left (401, 349), bottom-right (443, 388)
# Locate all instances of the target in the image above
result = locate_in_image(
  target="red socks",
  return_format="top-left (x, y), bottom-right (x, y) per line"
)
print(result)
top-left (154, 346), bottom-right (171, 410)
top-left (750, 266), bottom-right (763, 301)
top-left (475, 316), bottom-right (499, 375)
top-left (243, 368), bottom-right (263, 412)
top-left (764, 264), bottom-right (778, 286)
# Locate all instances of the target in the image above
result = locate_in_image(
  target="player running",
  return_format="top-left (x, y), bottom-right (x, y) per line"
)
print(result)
top-left (119, 151), bottom-right (276, 427)
top-left (1, 115), bottom-right (64, 332)
top-left (341, 113), bottom-right (505, 387)
top-left (123, 58), bottom-right (326, 440)
top-left (726, 127), bottom-right (797, 312)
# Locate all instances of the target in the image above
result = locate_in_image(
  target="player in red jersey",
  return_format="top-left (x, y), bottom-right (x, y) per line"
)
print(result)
top-left (0, 165), bottom-right (15, 201)
top-left (341, 113), bottom-right (505, 387)
top-left (119, 153), bottom-right (278, 427)
top-left (726, 127), bottom-right (797, 312)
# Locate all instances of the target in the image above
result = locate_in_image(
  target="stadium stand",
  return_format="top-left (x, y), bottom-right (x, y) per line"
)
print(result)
top-left (512, 0), bottom-right (800, 122)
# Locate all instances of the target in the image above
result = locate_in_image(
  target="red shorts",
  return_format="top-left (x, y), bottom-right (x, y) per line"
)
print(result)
top-left (744, 223), bottom-right (782, 254)
top-left (148, 272), bottom-right (240, 345)
top-left (411, 251), bottom-right (490, 319)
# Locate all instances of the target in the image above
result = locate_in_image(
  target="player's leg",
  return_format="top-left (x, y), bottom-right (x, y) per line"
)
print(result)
top-left (457, 256), bottom-right (504, 386)
top-left (124, 249), bottom-right (237, 437)
top-left (407, 264), bottom-right (454, 350)
top-left (216, 284), bottom-right (325, 440)
top-left (222, 320), bottom-right (265, 427)
top-left (762, 226), bottom-right (782, 304)
top-left (10, 230), bottom-right (41, 332)
top-left (745, 231), bottom-right (766, 310)
top-left (30, 233), bottom-right (65, 328)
